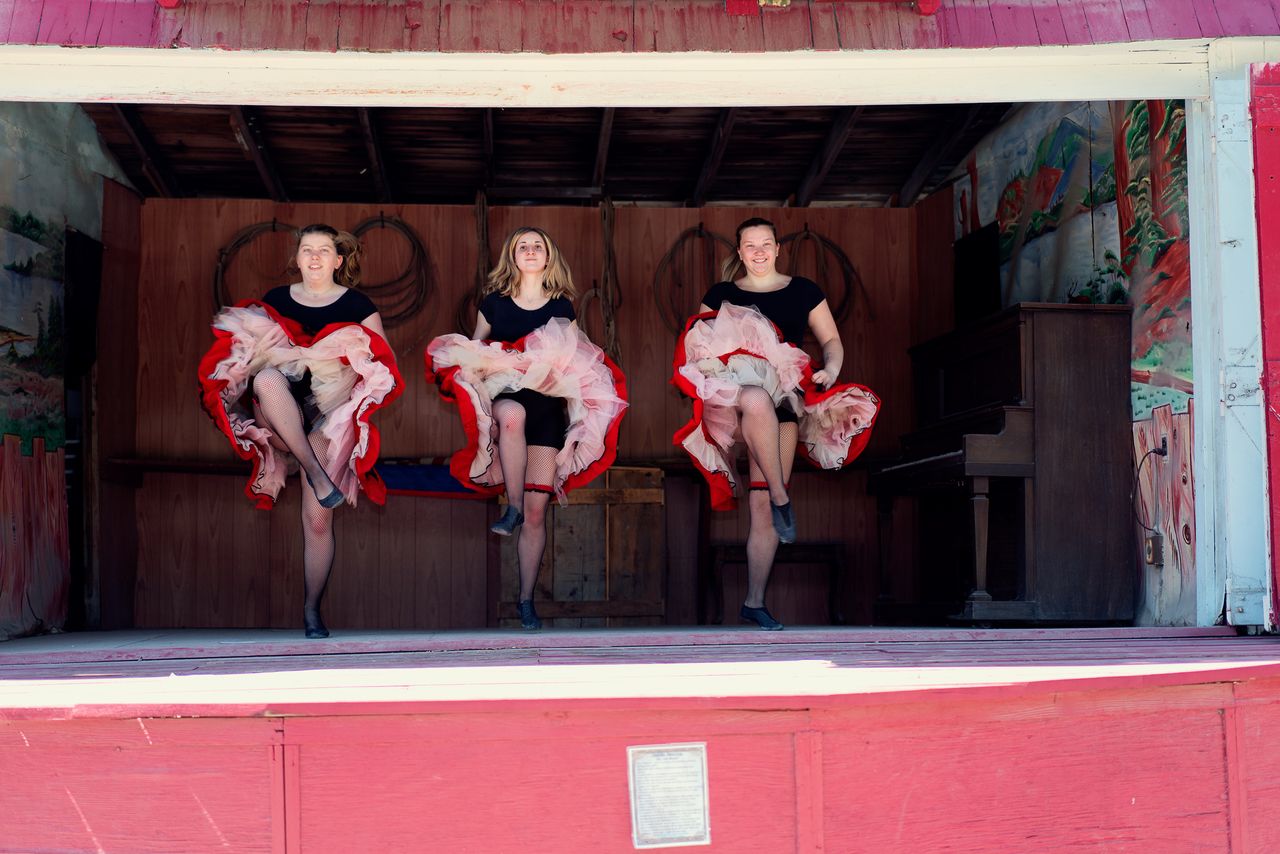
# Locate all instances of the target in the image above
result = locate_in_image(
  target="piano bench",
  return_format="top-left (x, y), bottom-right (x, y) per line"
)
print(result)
top-left (702, 543), bottom-right (844, 626)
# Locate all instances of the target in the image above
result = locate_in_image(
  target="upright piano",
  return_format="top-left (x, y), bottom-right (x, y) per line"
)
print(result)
top-left (868, 303), bottom-right (1134, 623)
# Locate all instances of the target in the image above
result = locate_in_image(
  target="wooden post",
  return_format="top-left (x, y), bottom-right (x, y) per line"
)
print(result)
top-left (969, 475), bottom-right (992, 603)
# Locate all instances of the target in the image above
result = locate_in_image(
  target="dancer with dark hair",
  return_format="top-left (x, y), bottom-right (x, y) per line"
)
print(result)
top-left (428, 226), bottom-right (627, 630)
top-left (200, 223), bottom-right (402, 638)
top-left (674, 217), bottom-right (879, 630)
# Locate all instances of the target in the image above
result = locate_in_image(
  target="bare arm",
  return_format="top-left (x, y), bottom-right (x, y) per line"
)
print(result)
top-left (472, 311), bottom-right (492, 341)
top-left (361, 311), bottom-right (388, 342)
top-left (808, 300), bottom-right (843, 388)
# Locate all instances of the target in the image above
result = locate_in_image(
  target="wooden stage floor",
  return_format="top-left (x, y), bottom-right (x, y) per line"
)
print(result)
top-left (4, 627), bottom-right (1280, 852)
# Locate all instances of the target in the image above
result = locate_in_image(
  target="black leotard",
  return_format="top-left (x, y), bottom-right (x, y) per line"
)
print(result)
top-left (479, 292), bottom-right (575, 343)
top-left (701, 276), bottom-right (826, 424)
top-left (262, 285), bottom-right (377, 336)
top-left (478, 293), bottom-right (577, 452)
top-left (259, 285), bottom-right (378, 432)
top-left (700, 276), bottom-right (824, 346)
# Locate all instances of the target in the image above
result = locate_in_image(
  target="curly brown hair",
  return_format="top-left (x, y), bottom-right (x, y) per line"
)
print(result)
top-left (289, 223), bottom-right (363, 288)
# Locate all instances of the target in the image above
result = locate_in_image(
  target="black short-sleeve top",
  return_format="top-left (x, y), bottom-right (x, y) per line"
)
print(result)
top-left (479, 293), bottom-right (576, 344)
top-left (700, 276), bottom-right (825, 346)
top-left (261, 285), bottom-right (377, 337)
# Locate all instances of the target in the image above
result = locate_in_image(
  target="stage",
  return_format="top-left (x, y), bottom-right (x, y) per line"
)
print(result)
top-left (2, 626), bottom-right (1279, 851)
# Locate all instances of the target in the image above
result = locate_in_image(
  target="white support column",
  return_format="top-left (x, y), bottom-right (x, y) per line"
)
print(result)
top-left (1187, 95), bottom-right (1224, 626)
top-left (1191, 41), bottom-right (1278, 627)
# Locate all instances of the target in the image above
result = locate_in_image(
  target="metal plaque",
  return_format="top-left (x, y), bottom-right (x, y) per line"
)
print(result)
top-left (627, 742), bottom-right (711, 849)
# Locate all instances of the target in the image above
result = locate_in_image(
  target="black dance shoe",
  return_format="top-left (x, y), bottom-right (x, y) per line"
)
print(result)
top-left (490, 505), bottom-right (524, 536)
top-left (770, 501), bottom-right (796, 544)
top-left (740, 604), bottom-right (784, 631)
top-left (306, 474), bottom-right (345, 509)
top-left (517, 599), bottom-right (542, 630)
top-left (303, 607), bottom-right (330, 639)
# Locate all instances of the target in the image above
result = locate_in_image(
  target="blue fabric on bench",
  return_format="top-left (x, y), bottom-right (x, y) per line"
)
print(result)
top-left (375, 460), bottom-right (487, 499)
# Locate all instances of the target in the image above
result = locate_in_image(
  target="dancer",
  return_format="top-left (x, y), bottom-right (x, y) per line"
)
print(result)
top-left (428, 226), bottom-right (627, 630)
top-left (199, 224), bottom-right (402, 638)
top-left (673, 217), bottom-right (879, 630)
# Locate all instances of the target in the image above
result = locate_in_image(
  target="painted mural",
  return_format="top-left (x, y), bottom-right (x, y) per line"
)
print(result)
top-left (0, 102), bottom-right (127, 640)
top-left (1, 207), bottom-right (64, 448)
top-left (951, 100), bottom-right (1194, 625)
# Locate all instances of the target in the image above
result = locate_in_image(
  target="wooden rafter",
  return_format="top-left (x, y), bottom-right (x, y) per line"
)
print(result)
top-left (897, 104), bottom-right (983, 207)
top-left (593, 107), bottom-right (616, 190)
top-left (487, 185), bottom-right (603, 201)
top-left (229, 106), bottom-right (288, 202)
top-left (111, 104), bottom-right (179, 198)
top-left (357, 108), bottom-right (392, 204)
top-left (691, 108), bottom-right (738, 208)
top-left (794, 106), bottom-right (864, 208)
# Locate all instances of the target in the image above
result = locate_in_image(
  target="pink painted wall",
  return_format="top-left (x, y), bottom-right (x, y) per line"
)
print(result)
top-left (2, 670), bottom-right (1278, 852)
top-left (1252, 62), bottom-right (1280, 629)
top-left (0, 1), bottom-right (1275, 54)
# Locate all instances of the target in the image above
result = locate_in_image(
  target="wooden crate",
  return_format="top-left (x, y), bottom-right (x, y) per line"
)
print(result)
top-left (493, 467), bottom-right (666, 628)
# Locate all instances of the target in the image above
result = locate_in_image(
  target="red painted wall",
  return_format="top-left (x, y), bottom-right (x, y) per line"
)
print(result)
top-left (0, 1), bottom-right (1276, 54)
top-left (1253, 62), bottom-right (1280, 629)
top-left (3, 675), bottom-right (1279, 852)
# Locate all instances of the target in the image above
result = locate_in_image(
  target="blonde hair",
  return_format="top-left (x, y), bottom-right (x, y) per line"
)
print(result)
top-left (720, 217), bottom-right (779, 282)
top-left (484, 226), bottom-right (576, 299)
top-left (290, 223), bottom-right (363, 288)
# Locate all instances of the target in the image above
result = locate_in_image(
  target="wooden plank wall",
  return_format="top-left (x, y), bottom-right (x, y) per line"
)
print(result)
top-left (2, 0), bottom-right (1277, 53)
top-left (0, 437), bottom-right (69, 639)
top-left (95, 178), bottom-right (143, 630)
top-left (121, 196), bottom-right (940, 630)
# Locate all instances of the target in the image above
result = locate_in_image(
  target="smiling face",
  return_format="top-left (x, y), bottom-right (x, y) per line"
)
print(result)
top-left (737, 224), bottom-right (779, 278)
top-left (296, 232), bottom-right (343, 285)
top-left (512, 231), bottom-right (550, 277)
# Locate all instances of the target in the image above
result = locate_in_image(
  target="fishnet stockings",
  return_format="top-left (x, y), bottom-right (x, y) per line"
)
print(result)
top-left (493, 397), bottom-right (564, 602)
top-left (301, 430), bottom-right (336, 620)
top-left (252, 368), bottom-right (339, 503)
top-left (515, 445), bottom-right (558, 602)
top-left (739, 385), bottom-right (789, 505)
top-left (744, 421), bottom-right (798, 608)
top-left (253, 368), bottom-right (340, 628)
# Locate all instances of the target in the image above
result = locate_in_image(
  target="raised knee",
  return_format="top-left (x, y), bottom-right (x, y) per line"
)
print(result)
top-left (253, 368), bottom-right (285, 392)
top-left (739, 386), bottom-right (772, 415)
top-left (495, 405), bottom-right (526, 434)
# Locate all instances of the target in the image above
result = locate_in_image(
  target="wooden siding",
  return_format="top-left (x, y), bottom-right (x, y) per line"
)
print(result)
top-left (0, 437), bottom-right (69, 639)
top-left (114, 197), bottom-right (932, 630)
top-left (1, 629), bottom-right (1279, 852)
top-left (94, 179), bottom-right (144, 630)
top-left (0, 0), bottom-right (1276, 53)
top-left (1253, 61), bottom-right (1280, 629)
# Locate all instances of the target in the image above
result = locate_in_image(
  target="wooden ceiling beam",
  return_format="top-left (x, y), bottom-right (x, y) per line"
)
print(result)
top-left (230, 106), bottom-right (288, 203)
top-left (593, 107), bottom-right (616, 190)
top-left (897, 104), bottom-right (983, 207)
top-left (358, 108), bottom-right (392, 204)
top-left (690, 108), bottom-right (738, 208)
top-left (794, 105), bottom-right (864, 208)
top-left (487, 185), bottom-right (602, 200)
top-left (111, 104), bottom-right (180, 198)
